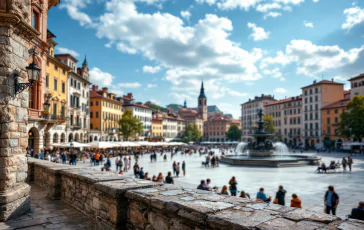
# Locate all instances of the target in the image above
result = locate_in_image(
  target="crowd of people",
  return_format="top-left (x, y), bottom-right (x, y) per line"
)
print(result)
top-left (316, 156), bottom-right (354, 173)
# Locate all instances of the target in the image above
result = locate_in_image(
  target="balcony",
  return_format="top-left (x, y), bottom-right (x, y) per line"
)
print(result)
top-left (70, 122), bottom-right (82, 130)
top-left (43, 113), bottom-right (67, 123)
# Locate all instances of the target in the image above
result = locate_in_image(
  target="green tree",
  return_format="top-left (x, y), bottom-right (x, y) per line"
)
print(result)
top-left (262, 114), bottom-right (275, 134)
top-left (119, 110), bottom-right (143, 140)
top-left (182, 123), bottom-right (202, 143)
top-left (226, 124), bottom-right (242, 141)
top-left (335, 95), bottom-right (364, 142)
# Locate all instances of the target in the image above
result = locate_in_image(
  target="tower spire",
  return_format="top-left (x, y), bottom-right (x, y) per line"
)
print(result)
top-left (198, 80), bottom-right (206, 99)
top-left (82, 55), bottom-right (88, 67)
top-left (184, 99), bottom-right (187, 108)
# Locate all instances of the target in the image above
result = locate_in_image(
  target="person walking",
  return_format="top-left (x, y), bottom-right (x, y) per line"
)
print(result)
top-left (324, 185), bottom-right (339, 215)
top-left (123, 156), bottom-right (128, 172)
top-left (342, 157), bottom-right (347, 171)
top-left (290, 194), bottom-right (302, 208)
top-left (182, 161), bottom-right (186, 176)
top-left (348, 156), bottom-right (353, 171)
top-left (229, 176), bottom-right (238, 196)
top-left (275, 185), bottom-right (287, 206)
top-left (172, 161), bottom-right (177, 176)
top-left (176, 163), bottom-right (180, 177)
top-left (115, 157), bottom-right (120, 171)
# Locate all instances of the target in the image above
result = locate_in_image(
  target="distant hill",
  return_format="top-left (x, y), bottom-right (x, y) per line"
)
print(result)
top-left (166, 104), bottom-right (184, 113)
top-left (146, 103), bottom-right (167, 112)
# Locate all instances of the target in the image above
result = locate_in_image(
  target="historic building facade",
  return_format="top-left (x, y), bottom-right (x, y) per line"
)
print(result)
top-left (56, 55), bottom-right (91, 143)
top-left (0, 0), bottom-right (60, 220)
top-left (44, 31), bottom-right (70, 147)
top-left (203, 114), bottom-right (241, 142)
top-left (89, 85), bottom-right (123, 141)
top-left (241, 94), bottom-right (276, 141)
top-left (123, 93), bottom-right (152, 139)
top-left (301, 79), bottom-right (344, 148)
top-left (349, 73), bottom-right (364, 97)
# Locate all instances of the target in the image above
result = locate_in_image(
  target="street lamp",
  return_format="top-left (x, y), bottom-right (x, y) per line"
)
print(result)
top-left (13, 46), bottom-right (41, 96)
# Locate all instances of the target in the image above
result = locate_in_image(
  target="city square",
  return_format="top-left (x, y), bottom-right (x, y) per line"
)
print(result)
top-left (1, 0), bottom-right (364, 229)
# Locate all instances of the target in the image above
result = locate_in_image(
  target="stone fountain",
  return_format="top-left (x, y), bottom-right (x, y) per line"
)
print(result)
top-left (246, 108), bottom-right (274, 157)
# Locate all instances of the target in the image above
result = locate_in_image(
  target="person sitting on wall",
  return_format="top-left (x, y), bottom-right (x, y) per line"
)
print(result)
top-left (349, 201), bottom-right (364, 221)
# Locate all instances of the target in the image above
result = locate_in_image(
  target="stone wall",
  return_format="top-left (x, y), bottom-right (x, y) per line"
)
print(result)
top-left (26, 159), bottom-right (364, 230)
top-left (0, 0), bottom-right (40, 221)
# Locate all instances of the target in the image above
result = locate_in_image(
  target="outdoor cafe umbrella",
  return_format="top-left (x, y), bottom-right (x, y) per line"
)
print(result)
top-left (57, 142), bottom-right (91, 148)
top-left (89, 141), bottom-right (119, 149)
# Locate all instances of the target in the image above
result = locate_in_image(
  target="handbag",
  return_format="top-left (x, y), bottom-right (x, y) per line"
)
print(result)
top-left (273, 198), bottom-right (278, 204)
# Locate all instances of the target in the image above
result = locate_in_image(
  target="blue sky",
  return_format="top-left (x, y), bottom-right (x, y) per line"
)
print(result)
top-left (48, 0), bottom-right (364, 118)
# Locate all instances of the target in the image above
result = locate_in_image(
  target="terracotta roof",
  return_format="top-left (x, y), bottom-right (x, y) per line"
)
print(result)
top-left (264, 96), bottom-right (302, 106)
top-left (321, 99), bottom-right (350, 110)
top-left (301, 80), bottom-right (343, 89)
top-left (179, 108), bottom-right (198, 114)
top-left (90, 90), bottom-right (102, 98)
top-left (348, 73), bottom-right (364, 81)
top-left (344, 90), bottom-right (351, 99)
top-left (90, 90), bottom-right (123, 104)
top-left (231, 119), bottom-right (241, 124)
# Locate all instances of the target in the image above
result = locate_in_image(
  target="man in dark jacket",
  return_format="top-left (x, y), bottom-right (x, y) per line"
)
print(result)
top-left (275, 185), bottom-right (287, 206)
top-left (350, 201), bottom-right (364, 221)
top-left (324, 185), bottom-right (339, 215)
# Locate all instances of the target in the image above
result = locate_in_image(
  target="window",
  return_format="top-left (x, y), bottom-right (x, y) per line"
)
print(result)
top-left (334, 109), bottom-right (338, 114)
top-left (70, 78), bottom-right (73, 86)
top-left (78, 82), bottom-right (81, 89)
top-left (327, 127), bottom-right (331, 135)
top-left (47, 61), bottom-right (49, 66)
top-left (315, 88), bottom-right (318, 93)
top-left (46, 75), bottom-right (49, 88)
top-left (90, 124), bottom-right (93, 129)
top-left (90, 112), bottom-right (93, 118)
top-left (327, 109), bottom-right (330, 115)
top-left (310, 97), bottom-right (312, 103)
top-left (96, 112), bottom-right (99, 118)
top-left (90, 102), bottom-right (93, 106)
top-left (335, 117), bottom-right (338, 123)
top-left (96, 101), bottom-right (99, 106)
top-left (54, 79), bottom-right (58, 91)
top-left (315, 96), bottom-right (318, 102)
top-left (310, 89), bottom-right (312, 94)
top-left (62, 83), bottom-right (65, 93)
top-left (62, 69), bottom-right (66, 75)
top-left (54, 65), bottom-right (58, 71)
top-left (28, 87), bottom-right (34, 108)
top-left (327, 118), bottom-right (330, 124)
top-left (305, 98), bottom-right (307, 103)
top-left (32, 11), bottom-right (38, 30)
top-left (53, 103), bottom-right (57, 115)
top-left (305, 90), bottom-right (307, 95)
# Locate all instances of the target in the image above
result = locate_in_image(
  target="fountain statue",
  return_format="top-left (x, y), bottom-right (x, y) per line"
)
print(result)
top-left (246, 109), bottom-right (275, 157)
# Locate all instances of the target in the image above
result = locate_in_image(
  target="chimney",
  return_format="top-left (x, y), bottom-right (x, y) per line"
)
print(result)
top-left (313, 80), bottom-right (316, 84)
top-left (331, 78), bottom-right (334, 82)
top-left (127, 93), bottom-right (133, 99)
top-left (92, 85), bottom-right (98, 91)
top-left (102, 87), bottom-right (108, 93)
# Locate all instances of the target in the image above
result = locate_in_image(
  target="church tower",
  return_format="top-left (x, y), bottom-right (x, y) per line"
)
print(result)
top-left (183, 99), bottom-right (187, 108)
top-left (198, 81), bottom-right (208, 121)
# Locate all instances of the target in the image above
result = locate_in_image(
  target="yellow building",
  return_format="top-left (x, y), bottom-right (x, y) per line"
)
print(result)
top-left (151, 112), bottom-right (163, 138)
top-left (45, 31), bottom-right (70, 121)
top-left (90, 85), bottom-right (123, 141)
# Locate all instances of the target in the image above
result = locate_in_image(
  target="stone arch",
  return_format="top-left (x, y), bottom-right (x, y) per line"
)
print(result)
top-left (28, 127), bottom-right (40, 156)
top-left (89, 136), bottom-right (93, 142)
top-left (80, 133), bottom-right (84, 143)
top-left (61, 133), bottom-right (66, 143)
top-left (53, 133), bottom-right (59, 144)
top-left (75, 133), bottom-right (80, 142)
top-left (94, 136), bottom-right (98, 141)
top-left (69, 133), bottom-right (73, 142)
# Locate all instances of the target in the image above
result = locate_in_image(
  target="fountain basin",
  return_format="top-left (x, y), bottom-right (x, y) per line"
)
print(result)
top-left (248, 150), bottom-right (274, 157)
top-left (220, 154), bottom-right (321, 167)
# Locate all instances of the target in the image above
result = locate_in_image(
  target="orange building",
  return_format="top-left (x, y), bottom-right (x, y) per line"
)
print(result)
top-left (27, 0), bottom-right (60, 155)
top-left (204, 114), bottom-right (242, 142)
top-left (90, 85), bottom-right (123, 141)
top-left (321, 92), bottom-right (351, 149)
top-left (301, 79), bottom-right (344, 148)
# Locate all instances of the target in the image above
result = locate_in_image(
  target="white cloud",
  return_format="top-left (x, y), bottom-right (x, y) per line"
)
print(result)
top-left (228, 90), bottom-right (248, 97)
top-left (313, 0), bottom-right (319, 2)
top-left (180, 10), bottom-right (191, 21)
top-left (218, 102), bottom-right (240, 119)
top-left (280, 77), bottom-right (286, 81)
top-left (264, 12), bottom-right (282, 19)
top-left (256, 3), bottom-right (281, 13)
top-left (89, 67), bottom-right (114, 86)
top-left (247, 23), bottom-right (270, 41)
top-left (116, 43), bottom-right (137, 54)
top-left (147, 84), bottom-right (158, 88)
top-left (169, 92), bottom-right (192, 103)
top-left (195, 0), bottom-right (216, 5)
top-left (143, 66), bottom-right (161, 74)
top-left (261, 40), bottom-right (364, 78)
top-left (56, 47), bottom-right (80, 57)
top-left (303, 20), bottom-right (314, 28)
top-left (59, 0), bottom-right (93, 26)
top-left (274, 88), bottom-right (287, 93)
top-left (149, 99), bottom-right (161, 105)
top-left (262, 68), bottom-right (282, 78)
top-left (117, 82), bottom-right (141, 88)
top-left (342, 6), bottom-right (364, 30)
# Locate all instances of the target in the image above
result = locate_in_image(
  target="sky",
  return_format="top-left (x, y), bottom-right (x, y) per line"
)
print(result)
top-left (48, 0), bottom-right (364, 118)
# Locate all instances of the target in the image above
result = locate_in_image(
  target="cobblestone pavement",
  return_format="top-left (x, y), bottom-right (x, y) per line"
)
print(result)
top-left (1, 183), bottom-right (98, 230)
top-left (75, 150), bottom-right (364, 219)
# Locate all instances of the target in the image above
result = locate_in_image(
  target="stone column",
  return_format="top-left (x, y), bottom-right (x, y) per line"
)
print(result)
top-left (0, 1), bottom-right (39, 221)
